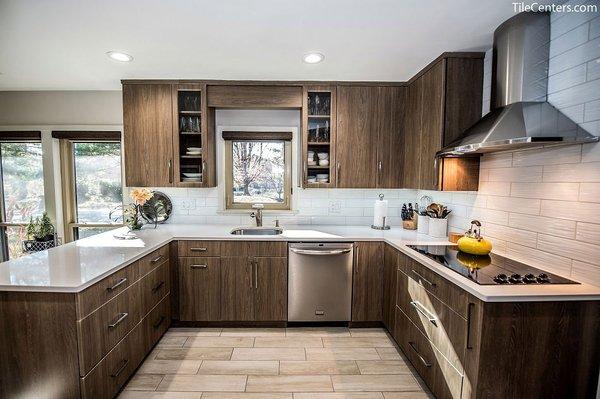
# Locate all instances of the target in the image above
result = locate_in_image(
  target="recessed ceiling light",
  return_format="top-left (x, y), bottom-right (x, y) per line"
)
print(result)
top-left (303, 53), bottom-right (324, 64)
top-left (106, 51), bottom-right (133, 62)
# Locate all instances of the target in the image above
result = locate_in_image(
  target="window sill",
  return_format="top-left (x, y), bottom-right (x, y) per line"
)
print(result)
top-left (216, 209), bottom-right (299, 215)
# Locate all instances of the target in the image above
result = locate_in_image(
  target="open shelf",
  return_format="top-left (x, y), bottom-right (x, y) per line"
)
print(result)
top-left (179, 110), bottom-right (202, 115)
top-left (307, 142), bottom-right (331, 146)
top-left (307, 165), bottom-right (330, 169)
top-left (176, 88), bottom-right (204, 185)
top-left (308, 115), bottom-right (331, 118)
top-left (304, 89), bottom-right (335, 188)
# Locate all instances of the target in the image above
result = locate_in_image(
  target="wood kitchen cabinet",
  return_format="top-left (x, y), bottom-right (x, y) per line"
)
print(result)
top-left (382, 243), bottom-right (398, 333)
top-left (178, 257), bottom-right (221, 321)
top-left (123, 83), bottom-right (174, 187)
top-left (220, 256), bottom-right (255, 321)
top-left (375, 86), bottom-right (406, 188)
top-left (351, 241), bottom-right (384, 322)
top-left (254, 256), bottom-right (287, 321)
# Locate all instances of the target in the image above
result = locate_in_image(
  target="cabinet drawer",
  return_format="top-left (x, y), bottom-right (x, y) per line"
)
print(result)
top-left (394, 307), bottom-right (463, 399)
top-left (220, 241), bottom-right (287, 257)
top-left (78, 281), bottom-right (142, 376)
top-left (143, 294), bottom-right (171, 352)
top-left (80, 321), bottom-right (144, 399)
top-left (141, 260), bottom-right (170, 315)
top-left (398, 252), bottom-right (469, 318)
top-left (396, 269), bottom-right (467, 371)
top-left (178, 240), bottom-right (221, 257)
top-left (139, 244), bottom-right (170, 276)
top-left (77, 261), bottom-right (140, 319)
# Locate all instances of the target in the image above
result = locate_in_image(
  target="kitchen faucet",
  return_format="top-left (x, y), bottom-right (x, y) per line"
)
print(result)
top-left (250, 203), bottom-right (264, 227)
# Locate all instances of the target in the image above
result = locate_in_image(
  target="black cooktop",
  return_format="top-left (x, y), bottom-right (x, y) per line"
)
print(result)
top-left (407, 245), bottom-right (579, 285)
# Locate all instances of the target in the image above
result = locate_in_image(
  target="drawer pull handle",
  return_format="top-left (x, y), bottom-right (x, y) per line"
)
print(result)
top-left (410, 301), bottom-right (437, 326)
top-left (408, 341), bottom-right (432, 368)
top-left (151, 255), bottom-right (164, 263)
top-left (152, 281), bottom-right (165, 293)
top-left (190, 247), bottom-right (208, 252)
top-left (110, 358), bottom-right (129, 378)
top-left (466, 302), bottom-right (475, 350)
top-left (108, 312), bottom-right (129, 329)
top-left (411, 269), bottom-right (436, 287)
top-left (107, 277), bottom-right (127, 292)
top-left (153, 315), bottom-right (166, 329)
top-left (191, 264), bottom-right (207, 269)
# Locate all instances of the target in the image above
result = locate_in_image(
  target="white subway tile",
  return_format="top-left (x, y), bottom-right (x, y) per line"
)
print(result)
top-left (551, 5), bottom-right (597, 39)
top-left (205, 197), bottom-right (218, 207)
top-left (448, 215), bottom-right (472, 231)
top-left (451, 193), bottom-right (487, 208)
top-left (488, 237), bottom-right (508, 256)
top-left (571, 261), bottom-right (600, 286)
top-left (310, 199), bottom-right (332, 208)
top-left (538, 233), bottom-right (600, 266)
top-left (549, 37), bottom-right (600, 76)
top-left (205, 215), bottom-right (242, 225)
top-left (301, 189), bottom-right (329, 199)
top-left (512, 145), bottom-right (581, 167)
top-left (483, 223), bottom-right (537, 248)
top-left (487, 166), bottom-right (543, 182)
top-left (506, 243), bottom-right (573, 277)
top-left (509, 213), bottom-right (576, 238)
top-left (541, 200), bottom-right (600, 223)
top-left (189, 206), bottom-right (219, 216)
top-left (576, 222), bottom-right (600, 245)
top-left (511, 182), bottom-right (580, 200)
top-left (478, 169), bottom-right (490, 183)
top-left (584, 99), bottom-right (600, 122)
top-left (480, 152), bottom-right (513, 169)
top-left (579, 183), bottom-right (600, 202)
top-left (345, 217), bottom-right (372, 226)
top-left (543, 162), bottom-right (600, 182)
top-left (337, 207), bottom-right (364, 217)
top-left (168, 215), bottom-right (206, 224)
top-left (298, 207), bottom-right (328, 216)
top-left (478, 182), bottom-right (511, 196)
top-left (464, 207), bottom-right (509, 225)
top-left (550, 23), bottom-right (589, 58)
top-left (590, 15), bottom-right (600, 40)
top-left (446, 204), bottom-right (467, 217)
top-left (329, 189), bottom-right (363, 198)
top-left (345, 199), bottom-right (372, 208)
top-left (548, 64), bottom-right (587, 93)
top-left (487, 196), bottom-right (541, 215)
top-left (310, 216), bottom-right (346, 225)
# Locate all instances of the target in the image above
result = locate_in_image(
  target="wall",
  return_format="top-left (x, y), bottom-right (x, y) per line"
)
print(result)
top-left (421, 3), bottom-right (600, 286)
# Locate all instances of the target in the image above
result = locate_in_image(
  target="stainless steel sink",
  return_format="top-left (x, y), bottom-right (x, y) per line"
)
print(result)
top-left (230, 227), bottom-right (284, 235)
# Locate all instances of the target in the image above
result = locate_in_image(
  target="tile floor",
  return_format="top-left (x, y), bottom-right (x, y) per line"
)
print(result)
top-left (118, 327), bottom-right (432, 399)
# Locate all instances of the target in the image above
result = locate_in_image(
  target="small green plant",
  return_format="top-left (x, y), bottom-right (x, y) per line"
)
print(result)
top-left (25, 212), bottom-right (56, 241)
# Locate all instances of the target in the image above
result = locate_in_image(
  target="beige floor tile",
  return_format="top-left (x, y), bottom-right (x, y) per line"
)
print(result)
top-left (349, 329), bottom-right (388, 338)
top-left (323, 337), bottom-right (394, 348)
top-left (332, 375), bottom-right (421, 392)
top-left (137, 360), bottom-right (202, 375)
top-left (246, 375), bottom-right (333, 392)
top-left (306, 348), bottom-right (381, 361)
top-left (254, 337), bottom-right (323, 348)
top-left (157, 374), bottom-right (247, 392)
top-left (383, 392), bottom-right (429, 399)
top-left (286, 327), bottom-right (351, 337)
top-left (118, 392), bottom-right (202, 399)
top-left (294, 393), bottom-right (384, 399)
top-left (356, 361), bottom-right (411, 375)
top-left (154, 348), bottom-right (232, 361)
top-left (375, 348), bottom-right (401, 360)
top-left (221, 328), bottom-right (286, 337)
top-left (231, 347), bottom-right (306, 361)
top-left (184, 336), bottom-right (254, 348)
top-left (124, 374), bottom-right (164, 391)
top-left (165, 328), bottom-right (222, 337)
top-left (280, 361), bottom-right (359, 375)
top-left (203, 394), bottom-right (293, 399)
top-left (156, 336), bottom-right (188, 348)
top-left (198, 360), bottom-right (279, 375)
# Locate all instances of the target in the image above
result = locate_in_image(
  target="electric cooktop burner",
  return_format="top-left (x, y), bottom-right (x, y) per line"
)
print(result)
top-left (406, 245), bottom-right (579, 286)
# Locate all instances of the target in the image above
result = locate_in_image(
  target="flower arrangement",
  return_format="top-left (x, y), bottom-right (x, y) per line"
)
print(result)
top-left (110, 188), bottom-right (154, 231)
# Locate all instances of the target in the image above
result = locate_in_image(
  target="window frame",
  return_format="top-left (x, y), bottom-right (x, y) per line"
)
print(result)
top-left (224, 139), bottom-right (292, 210)
top-left (59, 139), bottom-right (124, 242)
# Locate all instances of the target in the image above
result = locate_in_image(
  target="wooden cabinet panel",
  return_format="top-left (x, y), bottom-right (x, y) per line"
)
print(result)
top-left (178, 257), bottom-right (221, 321)
top-left (142, 294), bottom-right (171, 353)
top-left (352, 241), bottom-right (384, 321)
top-left (140, 260), bottom-right (170, 315)
top-left (336, 86), bottom-right (378, 188)
top-left (402, 79), bottom-right (422, 189)
top-left (382, 244), bottom-right (398, 332)
top-left (123, 83), bottom-right (174, 187)
top-left (139, 244), bottom-right (170, 277)
top-left (376, 86), bottom-right (406, 188)
top-left (207, 85), bottom-right (302, 108)
top-left (254, 257), bottom-right (287, 321)
top-left (178, 240), bottom-right (221, 257)
top-left (220, 256), bottom-right (254, 321)
top-left (418, 61), bottom-right (445, 190)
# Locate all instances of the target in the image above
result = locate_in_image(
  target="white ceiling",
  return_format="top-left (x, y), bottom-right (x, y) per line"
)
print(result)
top-left (0, 0), bottom-right (555, 90)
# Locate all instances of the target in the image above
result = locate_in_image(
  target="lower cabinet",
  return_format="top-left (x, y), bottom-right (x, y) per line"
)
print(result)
top-left (382, 243), bottom-right (398, 333)
top-left (178, 256), bottom-right (221, 321)
top-left (352, 241), bottom-right (384, 322)
top-left (220, 256), bottom-right (255, 321)
top-left (254, 256), bottom-right (287, 321)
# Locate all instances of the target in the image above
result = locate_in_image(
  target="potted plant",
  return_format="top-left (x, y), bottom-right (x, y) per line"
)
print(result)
top-left (22, 212), bottom-right (57, 253)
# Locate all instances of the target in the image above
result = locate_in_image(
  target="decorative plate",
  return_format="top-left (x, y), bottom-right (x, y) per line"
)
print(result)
top-left (141, 191), bottom-right (173, 224)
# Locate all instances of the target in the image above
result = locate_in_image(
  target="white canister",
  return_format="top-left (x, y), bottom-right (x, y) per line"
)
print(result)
top-left (417, 214), bottom-right (429, 234)
top-left (428, 218), bottom-right (448, 238)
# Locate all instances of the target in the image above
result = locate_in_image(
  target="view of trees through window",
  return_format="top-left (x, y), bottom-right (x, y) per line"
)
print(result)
top-left (0, 142), bottom-right (45, 259)
top-left (232, 141), bottom-right (285, 204)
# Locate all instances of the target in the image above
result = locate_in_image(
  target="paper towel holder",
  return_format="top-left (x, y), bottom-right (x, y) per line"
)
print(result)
top-left (371, 194), bottom-right (391, 230)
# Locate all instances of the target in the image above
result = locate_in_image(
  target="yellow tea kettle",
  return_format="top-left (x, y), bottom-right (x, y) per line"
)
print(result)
top-left (457, 220), bottom-right (492, 255)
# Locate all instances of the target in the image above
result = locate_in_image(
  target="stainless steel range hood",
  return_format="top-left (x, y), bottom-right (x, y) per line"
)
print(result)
top-left (438, 12), bottom-right (598, 157)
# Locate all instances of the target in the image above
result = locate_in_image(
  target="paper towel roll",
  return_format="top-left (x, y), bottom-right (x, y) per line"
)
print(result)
top-left (373, 198), bottom-right (388, 227)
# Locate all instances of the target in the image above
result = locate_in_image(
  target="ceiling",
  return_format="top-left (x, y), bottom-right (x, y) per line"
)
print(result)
top-left (0, 0), bottom-right (556, 90)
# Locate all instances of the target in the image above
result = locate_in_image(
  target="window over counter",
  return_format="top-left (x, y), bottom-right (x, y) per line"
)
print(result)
top-left (223, 131), bottom-right (292, 210)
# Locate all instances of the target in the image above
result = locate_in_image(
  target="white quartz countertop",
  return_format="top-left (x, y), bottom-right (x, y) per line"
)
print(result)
top-left (1, 224), bottom-right (599, 302)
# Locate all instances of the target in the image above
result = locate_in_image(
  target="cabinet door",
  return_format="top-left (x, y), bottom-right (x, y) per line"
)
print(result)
top-left (418, 61), bottom-right (445, 190)
top-left (402, 79), bottom-right (422, 189)
top-left (352, 241), bottom-right (384, 321)
top-left (123, 83), bottom-right (174, 187)
top-left (220, 257), bottom-right (254, 321)
top-left (335, 86), bottom-right (378, 188)
top-left (376, 86), bottom-right (406, 188)
top-left (382, 244), bottom-right (399, 332)
top-left (178, 257), bottom-right (221, 321)
top-left (254, 257), bottom-right (287, 321)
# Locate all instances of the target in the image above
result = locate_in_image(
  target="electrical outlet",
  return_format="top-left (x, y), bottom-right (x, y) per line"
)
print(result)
top-left (328, 200), bottom-right (342, 214)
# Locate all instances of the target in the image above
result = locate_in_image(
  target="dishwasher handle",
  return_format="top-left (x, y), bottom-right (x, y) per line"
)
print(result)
top-left (290, 248), bottom-right (351, 256)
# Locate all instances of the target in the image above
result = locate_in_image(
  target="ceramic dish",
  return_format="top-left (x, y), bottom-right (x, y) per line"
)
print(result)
top-left (140, 191), bottom-right (173, 224)
top-left (183, 172), bottom-right (202, 178)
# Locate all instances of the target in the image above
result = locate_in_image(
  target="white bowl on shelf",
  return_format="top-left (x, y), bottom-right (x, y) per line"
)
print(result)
top-left (319, 159), bottom-right (329, 166)
top-left (183, 172), bottom-right (202, 178)
top-left (187, 147), bottom-right (201, 152)
top-left (317, 152), bottom-right (329, 160)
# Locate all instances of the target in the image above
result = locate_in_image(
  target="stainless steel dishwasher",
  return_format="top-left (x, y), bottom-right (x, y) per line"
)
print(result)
top-left (288, 243), bottom-right (353, 322)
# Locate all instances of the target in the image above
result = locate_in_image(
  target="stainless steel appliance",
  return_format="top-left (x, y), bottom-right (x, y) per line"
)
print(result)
top-left (407, 245), bottom-right (579, 285)
top-left (288, 243), bottom-right (353, 321)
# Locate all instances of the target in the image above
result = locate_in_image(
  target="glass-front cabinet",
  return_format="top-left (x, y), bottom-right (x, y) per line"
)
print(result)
top-left (302, 86), bottom-right (336, 187)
